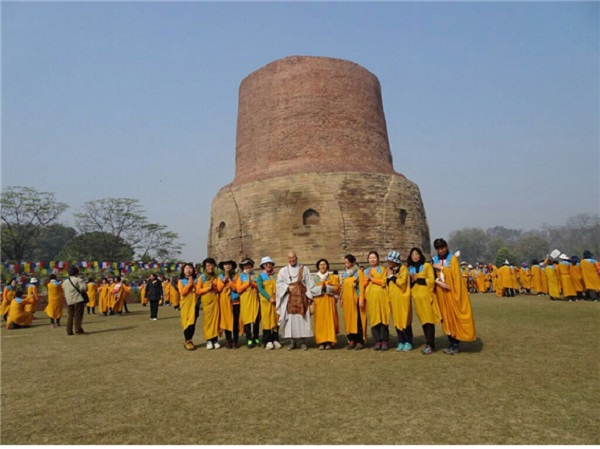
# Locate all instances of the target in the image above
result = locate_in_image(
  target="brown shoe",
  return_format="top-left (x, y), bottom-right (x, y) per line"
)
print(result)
top-left (75, 329), bottom-right (86, 335)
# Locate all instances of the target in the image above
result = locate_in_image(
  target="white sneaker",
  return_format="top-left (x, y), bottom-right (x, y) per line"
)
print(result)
top-left (152, 318), bottom-right (158, 321)
top-left (273, 341), bottom-right (282, 349)
top-left (206, 341), bottom-right (214, 350)
top-left (265, 342), bottom-right (274, 350)
top-left (213, 342), bottom-right (221, 349)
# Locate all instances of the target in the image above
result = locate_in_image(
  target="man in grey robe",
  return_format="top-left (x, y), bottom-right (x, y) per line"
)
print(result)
top-left (276, 251), bottom-right (320, 350)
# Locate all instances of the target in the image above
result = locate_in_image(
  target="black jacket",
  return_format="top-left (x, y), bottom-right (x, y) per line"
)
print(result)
top-left (145, 279), bottom-right (163, 302)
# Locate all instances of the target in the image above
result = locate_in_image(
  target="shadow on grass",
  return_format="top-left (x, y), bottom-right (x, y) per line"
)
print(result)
top-left (85, 326), bottom-right (138, 334)
top-left (331, 333), bottom-right (484, 353)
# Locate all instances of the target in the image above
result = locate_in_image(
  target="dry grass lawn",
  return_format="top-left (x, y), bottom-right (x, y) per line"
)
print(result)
top-left (1, 294), bottom-right (598, 444)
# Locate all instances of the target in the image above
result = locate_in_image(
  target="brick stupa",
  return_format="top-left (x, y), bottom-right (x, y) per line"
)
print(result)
top-left (208, 56), bottom-right (430, 264)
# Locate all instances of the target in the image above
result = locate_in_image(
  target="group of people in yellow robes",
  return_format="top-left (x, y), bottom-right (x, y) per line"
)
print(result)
top-left (168, 238), bottom-right (476, 356)
top-left (459, 249), bottom-right (600, 302)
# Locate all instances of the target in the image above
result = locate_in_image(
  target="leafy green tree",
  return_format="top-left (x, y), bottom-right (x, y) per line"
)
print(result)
top-left (58, 232), bottom-right (135, 261)
top-left (448, 227), bottom-right (488, 263)
top-left (29, 224), bottom-right (77, 261)
top-left (0, 186), bottom-right (68, 260)
top-left (495, 246), bottom-right (516, 268)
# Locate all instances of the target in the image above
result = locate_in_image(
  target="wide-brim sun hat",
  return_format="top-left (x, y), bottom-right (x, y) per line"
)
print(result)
top-left (386, 250), bottom-right (401, 264)
top-left (559, 253), bottom-right (569, 261)
top-left (218, 260), bottom-right (237, 270)
top-left (30, 278), bottom-right (38, 283)
top-left (239, 258), bottom-right (255, 267)
top-left (259, 256), bottom-right (275, 268)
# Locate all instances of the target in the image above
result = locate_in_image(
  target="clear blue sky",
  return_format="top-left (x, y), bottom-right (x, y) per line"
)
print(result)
top-left (2, 2), bottom-right (598, 261)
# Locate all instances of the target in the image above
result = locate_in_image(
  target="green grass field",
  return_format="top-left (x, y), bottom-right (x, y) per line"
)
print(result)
top-left (1, 294), bottom-right (598, 444)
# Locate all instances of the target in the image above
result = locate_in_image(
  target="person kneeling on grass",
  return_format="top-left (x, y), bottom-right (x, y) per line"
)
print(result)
top-left (6, 288), bottom-right (34, 330)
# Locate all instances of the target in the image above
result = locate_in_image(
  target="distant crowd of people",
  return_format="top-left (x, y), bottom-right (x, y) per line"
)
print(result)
top-left (459, 250), bottom-right (600, 301)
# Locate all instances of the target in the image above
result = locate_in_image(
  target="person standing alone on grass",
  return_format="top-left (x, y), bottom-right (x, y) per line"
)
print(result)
top-left (145, 273), bottom-right (163, 320)
top-left (62, 267), bottom-right (88, 335)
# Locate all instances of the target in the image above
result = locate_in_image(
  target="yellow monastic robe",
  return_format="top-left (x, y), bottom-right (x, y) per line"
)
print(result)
top-left (87, 282), bottom-right (98, 307)
top-left (312, 272), bottom-right (340, 345)
top-left (433, 253), bottom-right (476, 342)
top-left (531, 265), bottom-right (543, 294)
top-left (107, 282), bottom-right (116, 309)
top-left (364, 265), bottom-right (390, 327)
top-left (140, 284), bottom-right (147, 305)
top-left (388, 265), bottom-right (411, 331)
top-left (540, 267), bottom-right (548, 294)
top-left (99, 284), bottom-right (111, 313)
top-left (581, 259), bottom-right (600, 292)
top-left (496, 266), bottom-right (511, 297)
top-left (236, 272), bottom-right (260, 325)
top-left (178, 279), bottom-right (198, 330)
top-left (217, 274), bottom-right (238, 332)
top-left (510, 267), bottom-right (519, 290)
top-left (6, 296), bottom-right (34, 328)
top-left (490, 265), bottom-right (498, 293)
top-left (257, 272), bottom-right (278, 331)
top-left (570, 264), bottom-right (584, 294)
top-left (545, 265), bottom-right (561, 299)
top-left (162, 280), bottom-right (171, 305)
top-left (112, 284), bottom-right (129, 313)
top-left (24, 285), bottom-right (39, 314)
top-left (410, 263), bottom-right (441, 325)
top-left (45, 281), bottom-right (64, 319)
top-left (169, 282), bottom-right (180, 307)
top-left (520, 267), bottom-right (532, 290)
top-left (196, 274), bottom-right (220, 340)
top-left (340, 267), bottom-right (367, 339)
top-left (484, 271), bottom-right (492, 292)
top-left (557, 262), bottom-right (576, 297)
top-left (474, 269), bottom-right (486, 293)
top-left (1, 286), bottom-right (16, 316)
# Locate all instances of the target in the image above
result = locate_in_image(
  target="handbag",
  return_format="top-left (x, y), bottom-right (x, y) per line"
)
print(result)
top-left (68, 277), bottom-right (90, 304)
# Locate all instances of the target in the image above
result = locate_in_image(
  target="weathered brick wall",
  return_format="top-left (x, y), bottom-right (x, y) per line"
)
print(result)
top-left (234, 56), bottom-right (397, 186)
top-left (208, 172), bottom-right (430, 265)
top-left (208, 56), bottom-right (431, 265)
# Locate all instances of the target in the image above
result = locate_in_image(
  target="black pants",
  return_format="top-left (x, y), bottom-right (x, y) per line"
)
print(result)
top-left (371, 323), bottom-right (389, 343)
top-left (396, 325), bottom-right (413, 345)
top-left (448, 335), bottom-right (460, 347)
top-left (150, 300), bottom-right (159, 319)
top-left (244, 313), bottom-right (261, 342)
top-left (262, 328), bottom-right (280, 343)
top-left (183, 299), bottom-right (200, 341)
top-left (50, 318), bottom-right (62, 325)
top-left (423, 323), bottom-right (435, 349)
top-left (67, 301), bottom-right (85, 335)
top-left (347, 301), bottom-right (365, 344)
top-left (225, 303), bottom-right (241, 343)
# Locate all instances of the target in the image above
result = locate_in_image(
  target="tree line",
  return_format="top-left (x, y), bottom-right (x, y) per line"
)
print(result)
top-left (447, 213), bottom-right (600, 266)
top-left (1, 186), bottom-right (183, 262)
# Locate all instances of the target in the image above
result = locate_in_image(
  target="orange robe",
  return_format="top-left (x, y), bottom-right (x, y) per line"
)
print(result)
top-left (340, 267), bottom-right (367, 340)
top-left (557, 262), bottom-right (576, 298)
top-left (433, 252), bottom-right (476, 342)
top-left (531, 265), bottom-right (543, 294)
top-left (1, 286), bottom-right (16, 316)
top-left (570, 264), bottom-right (584, 294)
top-left (581, 259), bottom-right (600, 292)
top-left (520, 267), bottom-right (532, 290)
top-left (217, 274), bottom-right (239, 333)
top-left (545, 265), bottom-right (561, 299)
top-left (6, 296), bottom-right (35, 328)
top-left (86, 282), bottom-right (98, 308)
top-left (196, 274), bottom-right (221, 340)
top-left (312, 272), bottom-right (340, 345)
top-left (45, 281), bottom-right (64, 319)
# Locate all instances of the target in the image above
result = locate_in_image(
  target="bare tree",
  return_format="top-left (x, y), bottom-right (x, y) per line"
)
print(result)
top-left (74, 198), bottom-right (182, 261)
top-left (1, 186), bottom-right (68, 260)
